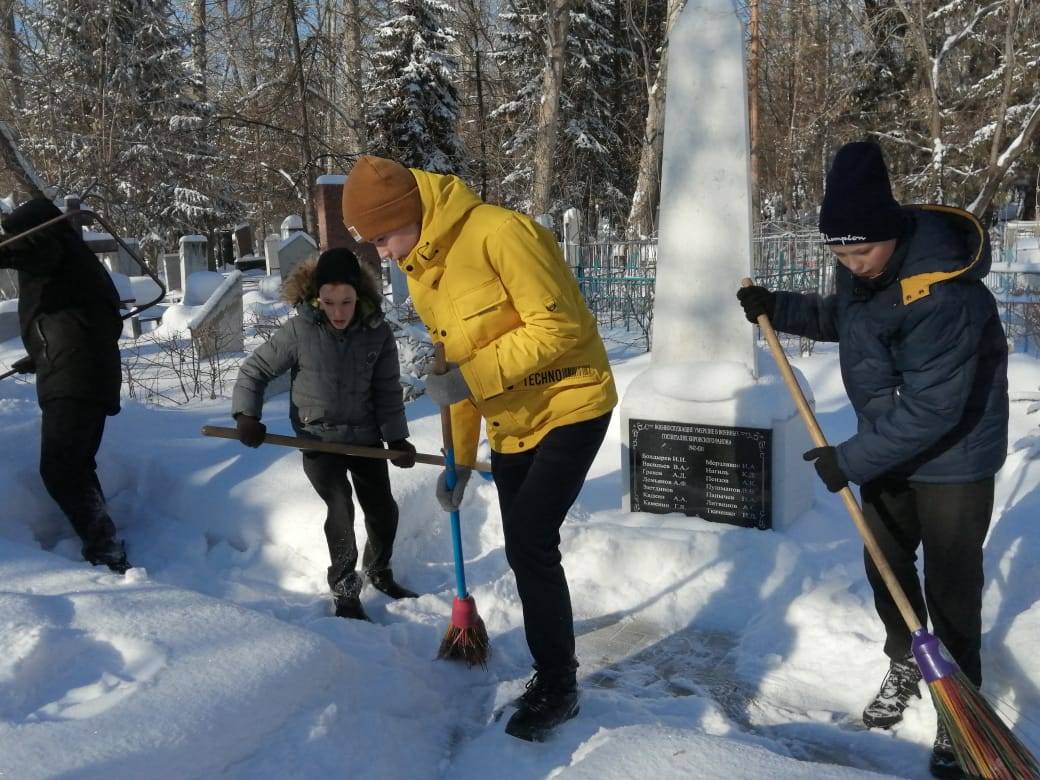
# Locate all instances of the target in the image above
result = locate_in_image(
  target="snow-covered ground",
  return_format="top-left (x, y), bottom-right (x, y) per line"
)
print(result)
top-left (2, 332), bottom-right (1039, 779)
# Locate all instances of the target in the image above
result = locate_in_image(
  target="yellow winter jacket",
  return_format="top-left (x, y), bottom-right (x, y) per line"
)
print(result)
top-left (401, 170), bottom-right (617, 466)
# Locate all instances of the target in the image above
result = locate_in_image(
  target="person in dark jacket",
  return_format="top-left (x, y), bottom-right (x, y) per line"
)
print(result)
top-left (0, 198), bottom-right (129, 573)
top-left (737, 142), bottom-right (1008, 779)
top-left (231, 248), bottom-right (418, 621)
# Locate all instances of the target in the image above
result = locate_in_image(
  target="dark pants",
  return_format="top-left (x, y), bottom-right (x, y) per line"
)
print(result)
top-left (301, 450), bottom-right (399, 592)
top-left (492, 412), bottom-right (611, 677)
top-left (860, 476), bottom-right (994, 686)
top-left (39, 399), bottom-right (119, 557)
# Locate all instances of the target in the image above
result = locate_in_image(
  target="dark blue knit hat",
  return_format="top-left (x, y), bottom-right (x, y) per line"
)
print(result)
top-left (819, 142), bottom-right (904, 245)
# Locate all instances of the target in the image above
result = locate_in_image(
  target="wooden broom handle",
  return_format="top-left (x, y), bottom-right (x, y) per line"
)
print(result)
top-left (201, 425), bottom-right (491, 472)
top-left (741, 277), bottom-right (923, 634)
top-left (432, 343), bottom-right (455, 453)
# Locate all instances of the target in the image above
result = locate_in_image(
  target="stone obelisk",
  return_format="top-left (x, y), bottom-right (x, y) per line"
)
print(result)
top-left (620, 0), bottom-right (814, 529)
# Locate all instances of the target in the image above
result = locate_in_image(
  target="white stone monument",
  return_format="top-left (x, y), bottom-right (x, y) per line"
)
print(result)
top-left (620, 0), bottom-right (813, 530)
top-left (277, 231), bottom-right (318, 282)
top-left (180, 235), bottom-right (208, 289)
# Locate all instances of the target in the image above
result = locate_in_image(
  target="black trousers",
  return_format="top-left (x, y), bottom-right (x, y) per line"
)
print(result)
top-left (39, 398), bottom-right (118, 556)
top-left (860, 476), bottom-right (994, 686)
top-left (301, 450), bottom-right (399, 592)
top-left (492, 412), bottom-right (611, 677)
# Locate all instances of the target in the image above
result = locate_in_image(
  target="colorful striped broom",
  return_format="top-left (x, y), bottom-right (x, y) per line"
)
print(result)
top-left (744, 277), bottom-right (1038, 779)
top-left (432, 343), bottom-right (490, 668)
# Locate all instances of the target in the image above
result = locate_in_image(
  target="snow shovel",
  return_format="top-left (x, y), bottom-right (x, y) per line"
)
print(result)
top-left (742, 276), bottom-right (1038, 779)
top-left (431, 343), bottom-right (489, 668)
top-left (200, 425), bottom-right (492, 473)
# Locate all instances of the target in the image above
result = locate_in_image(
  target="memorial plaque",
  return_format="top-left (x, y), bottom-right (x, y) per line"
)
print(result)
top-left (629, 419), bottom-right (771, 529)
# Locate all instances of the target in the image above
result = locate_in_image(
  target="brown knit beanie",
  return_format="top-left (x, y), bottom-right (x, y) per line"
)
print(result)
top-left (342, 156), bottom-right (422, 242)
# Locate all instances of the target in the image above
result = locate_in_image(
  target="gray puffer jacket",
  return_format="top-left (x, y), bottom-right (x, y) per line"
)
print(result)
top-left (232, 261), bottom-right (408, 445)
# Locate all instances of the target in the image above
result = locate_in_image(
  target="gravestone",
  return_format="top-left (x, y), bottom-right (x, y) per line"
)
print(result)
top-left (281, 215), bottom-right (304, 239)
top-left (315, 175), bottom-right (349, 250)
top-left (619, 0), bottom-right (813, 530)
top-left (0, 298), bottom-right (18, 342)
top-left (278, 231), bottom-right (317, 282)
top-left (180, 235), bottom-right (208, 290)
top-left (264, 234), bottom-right (281, 276)
top-left (233, 223), bottom-right (254, 258)
top-left (161, 253), bottom-right (182, 292)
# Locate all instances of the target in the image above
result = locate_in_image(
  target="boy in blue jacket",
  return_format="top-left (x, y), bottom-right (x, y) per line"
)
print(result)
top-left (738, 142), bottom-right (1008, 779)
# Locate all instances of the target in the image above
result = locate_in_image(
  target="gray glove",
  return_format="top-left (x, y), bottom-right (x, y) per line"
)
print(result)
top-left (425, 363), bottom-right (472, 406)
top-left (436, 466), bottom-right (472, 512)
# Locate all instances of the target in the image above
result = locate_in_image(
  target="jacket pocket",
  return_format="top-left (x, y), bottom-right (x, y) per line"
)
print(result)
top-left (453, 279), bottom-right (516, 349)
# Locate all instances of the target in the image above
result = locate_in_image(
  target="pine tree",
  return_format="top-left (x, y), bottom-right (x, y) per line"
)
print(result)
top-left (490, 0), bottom-right (545, 212)
top-left (14, 0), bottom-right (241, 249)
top-left (559, 0), bottom-right (627, 226)
top-left (493, 0), bottom-right (627, 228)
top-left (367, 0), bottom-right (464, 173)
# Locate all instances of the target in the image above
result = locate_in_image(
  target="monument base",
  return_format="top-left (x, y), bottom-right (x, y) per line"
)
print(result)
top-left (621, 350), bottom-right (815, 530)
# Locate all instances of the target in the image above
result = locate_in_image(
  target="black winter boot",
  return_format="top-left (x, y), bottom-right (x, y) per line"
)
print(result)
top-left (930, 721), bottom-right (968, 778)
top-left (505, 668), bottom-right (579, 742)
top-left (862, 654), bottom-right (922, 729)
top-left (369, 568), bottom-right (418, 599)
top-left (84, 538), bottom-right (131, 575)
top-left (331, 574), bottom-right (370, 621)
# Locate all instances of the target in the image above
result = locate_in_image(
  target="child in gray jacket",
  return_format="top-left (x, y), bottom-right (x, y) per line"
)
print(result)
top-left (232, 248), bottom-right (418, 620)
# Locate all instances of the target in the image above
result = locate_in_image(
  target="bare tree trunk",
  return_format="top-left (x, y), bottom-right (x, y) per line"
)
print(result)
top-left (624, 0), bottom-right (683, 238)
top-left (342, 0), bottom-right (366, 154)
top-left (968, 0), bottom-right (1034, 217)
top-left (192, 0), bottom-right (207, 102)
top-left (748, 0), bottom-right (760, 222)
top-left (0, 0), bottom-right (21, 111)
top-left (286, 0), bottom-right (316, 233)
top-left (530, 0), bottom-right (571, 217)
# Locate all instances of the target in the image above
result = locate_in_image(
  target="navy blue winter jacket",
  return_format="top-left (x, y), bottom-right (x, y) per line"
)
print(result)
top-left (772, 205), bottom-right (1008, 485)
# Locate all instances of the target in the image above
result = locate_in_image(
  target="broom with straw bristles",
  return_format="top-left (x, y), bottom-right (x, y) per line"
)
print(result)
top-left (432, 343), bottom-right (490, 668)
top-left (742, 277), bottom-right (1039, 779)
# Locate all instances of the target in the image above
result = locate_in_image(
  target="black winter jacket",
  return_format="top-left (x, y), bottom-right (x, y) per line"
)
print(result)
top-left (0, 199), bottom-right (122, 414)
top-left (773, 205), bottom-right (1008, 485)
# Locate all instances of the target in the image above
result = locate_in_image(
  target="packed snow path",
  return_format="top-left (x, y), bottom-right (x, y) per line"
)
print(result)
top-left (2, 340), bottom-right (1039, 778)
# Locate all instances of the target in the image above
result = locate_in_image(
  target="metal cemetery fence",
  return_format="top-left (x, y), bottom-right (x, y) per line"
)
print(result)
top-left (566, 222), bottom-right (1040, 356)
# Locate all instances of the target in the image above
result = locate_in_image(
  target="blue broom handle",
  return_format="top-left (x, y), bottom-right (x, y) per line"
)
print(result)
top-left (434, 343), bottom-right (469, 599)
top-left (444, 445), bottom-right (468, 597)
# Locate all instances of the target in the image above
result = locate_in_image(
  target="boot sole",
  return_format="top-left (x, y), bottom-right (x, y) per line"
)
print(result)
top-left (505, 704), bottom-right (579, 742)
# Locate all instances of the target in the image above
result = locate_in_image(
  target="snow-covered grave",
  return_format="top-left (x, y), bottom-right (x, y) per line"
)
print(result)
top-left (159, 270), bottom-right (244, 359)
top-left (620, 0), bottom-right (812, 530)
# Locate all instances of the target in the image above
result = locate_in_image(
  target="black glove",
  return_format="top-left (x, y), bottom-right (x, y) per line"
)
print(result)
top-left (736, 285), bottom-right (776, 324)
top-left (236, 414), bottom-right (267, 448)
top-left (12, 356), bottom-right (35, 374)
top-left (803, 446), bottom-right (848, 493)
top-left (387, 438), bottom-right (416, 468)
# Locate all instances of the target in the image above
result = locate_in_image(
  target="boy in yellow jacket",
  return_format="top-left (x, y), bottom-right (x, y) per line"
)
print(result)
top-left (343, 156), bottom-right (617, 741)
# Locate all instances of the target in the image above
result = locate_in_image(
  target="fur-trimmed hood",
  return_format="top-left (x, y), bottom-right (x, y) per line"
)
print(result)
top-left (280, 257), bottom-right (385, 329)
